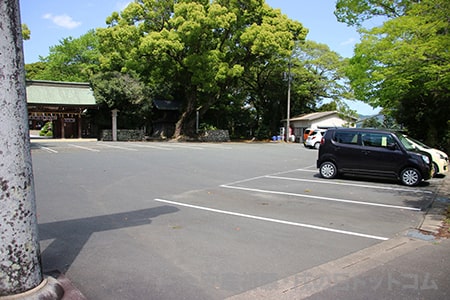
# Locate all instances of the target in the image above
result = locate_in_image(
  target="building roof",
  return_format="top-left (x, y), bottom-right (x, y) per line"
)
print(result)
top-left (153, 99), bottom-right (181, 110)
top-left (26, 80), bottom-right (97, 106)
top-left (288, 111), bottom-right (357, 122)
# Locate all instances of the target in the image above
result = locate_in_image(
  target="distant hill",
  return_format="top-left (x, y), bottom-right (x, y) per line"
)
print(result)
top-left (356, 113), bottom-right (384, 128)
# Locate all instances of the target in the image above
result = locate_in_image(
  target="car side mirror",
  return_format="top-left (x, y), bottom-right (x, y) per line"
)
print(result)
top-left (387, 143), bottom-right (398, 150)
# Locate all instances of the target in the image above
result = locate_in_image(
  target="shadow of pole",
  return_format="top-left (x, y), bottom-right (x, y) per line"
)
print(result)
top-left (38, 205), bottom-right (179, 273)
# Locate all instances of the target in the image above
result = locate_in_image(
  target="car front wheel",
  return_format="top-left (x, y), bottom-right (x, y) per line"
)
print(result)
top-left (319, 161), bottom-right (337, 179)
top-left (400, 167), bottom-right (422, 186)
top-left (432, 162), bottom-right (438, 178)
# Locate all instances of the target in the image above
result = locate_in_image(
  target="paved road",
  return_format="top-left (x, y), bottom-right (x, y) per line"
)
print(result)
top-left (30, 140), bottom-right (444, 299)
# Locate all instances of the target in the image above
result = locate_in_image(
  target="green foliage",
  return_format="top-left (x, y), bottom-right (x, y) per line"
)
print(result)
top-left (199, 123), bottom-right (218, 131)
top-left (98, 0), bottom-right (306, 138)
top-left (22, 24), bottom-right (30, 40)
top-left (39, 122), bottom-right (53, 137)
top-left (318, 102), bottom-right (337, 112)
top-left (361, 116), bottom-right (381, 128)
top-left (25, 62), bottom-right (47, 80)
top-left (335, 0), bottom-right (414, 26)
top-left (445, 120), bottom-right (450, 154)
top-left (342, 0), bottom-right (450, 148)
top-left (293, 40), bottom-right (356, 118)
top-left (32, 30), bottom-right (100, 82)
top-left (90, 71), bottom-right (153, 129)
top-left (23, 1), bottom-right (354, 141)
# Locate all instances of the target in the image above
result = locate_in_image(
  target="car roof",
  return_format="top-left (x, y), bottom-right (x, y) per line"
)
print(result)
top-left (327, 127), bottom-right (396, 134)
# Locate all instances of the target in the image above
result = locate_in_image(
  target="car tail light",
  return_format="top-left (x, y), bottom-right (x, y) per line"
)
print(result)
top-left (321, 137), bottom-right (325, 145)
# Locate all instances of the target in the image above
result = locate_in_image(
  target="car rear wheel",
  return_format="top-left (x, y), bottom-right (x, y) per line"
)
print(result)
top-left (314, 142), bottom-right (320, 149)
top-left (319, 161), bottom-right (337, 179)
top-left (400, 167), bottom-right (422, 186)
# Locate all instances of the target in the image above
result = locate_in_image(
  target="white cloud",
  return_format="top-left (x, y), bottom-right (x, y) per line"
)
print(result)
top-left (43, 13), bottom-right (82, 29)
top-left (340, 38), bottom-right (357, 46)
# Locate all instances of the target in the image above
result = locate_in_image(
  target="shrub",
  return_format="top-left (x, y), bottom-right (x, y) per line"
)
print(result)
top-left (39, 121), bottom-right (53, 137)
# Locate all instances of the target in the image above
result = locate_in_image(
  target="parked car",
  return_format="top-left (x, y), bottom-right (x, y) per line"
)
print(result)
top-left (317, 128), bottom-right (432, 186)
top-left (401, 135), bottom-right (448, 177)
top-left (303, 128), bottom-right (313, 142)
top-left (304, 129), bottom-right (326, 149)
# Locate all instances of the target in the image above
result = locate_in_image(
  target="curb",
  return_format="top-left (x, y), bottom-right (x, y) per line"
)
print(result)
top-left (419, 175), bottom-right (450, 235)
top-left (226, 235), bottom-right (430, 300)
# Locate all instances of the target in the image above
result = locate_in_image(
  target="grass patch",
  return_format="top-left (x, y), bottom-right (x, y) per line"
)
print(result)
top-left (438, 205), bottom-right (450, 238)
top-left (445, 205), bottom-right (450, 225)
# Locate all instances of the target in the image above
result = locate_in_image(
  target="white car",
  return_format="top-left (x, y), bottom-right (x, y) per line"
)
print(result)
top-left (403, 135), bottom-right (449, 177)
top-left (304, 129), bottom-right (326, 149)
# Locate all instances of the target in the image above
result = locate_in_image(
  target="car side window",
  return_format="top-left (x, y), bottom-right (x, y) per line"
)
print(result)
top-left (361, 133), bottom-right (394, 148)
top-left (333, 132), bottom-right (358, 145)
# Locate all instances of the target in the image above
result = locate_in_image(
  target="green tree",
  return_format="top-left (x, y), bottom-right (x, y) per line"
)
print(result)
top-left (231, 39), bottom-right (355, 138)
top-left (361, 116), bottom-right (382, 128)
top-left (24, 62), bottom-right (46, 80)
top-left (33, 30), bottom-right (100, 82)
top-left (340, 0), bottom-right (450, 148)
top-left (22, 24), bottom-right (30, 40)
top-left (239, 60), bottom-right (289, 139)
top-left (97, 0), bottom-right (305, 138)
top-left (335, 0), bottom-right (414, 26)
top-left (293, 40), bottom-right (355, 116)
top-left (90, 71), bottom-right (153, 129)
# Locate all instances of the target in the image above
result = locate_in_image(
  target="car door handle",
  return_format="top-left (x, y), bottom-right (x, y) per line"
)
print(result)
top-left (362, 150), bottom-right (371, 155)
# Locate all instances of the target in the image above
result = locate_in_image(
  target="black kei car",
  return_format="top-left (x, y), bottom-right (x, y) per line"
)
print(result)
top-left (316, 128), bottom-right (432, 186)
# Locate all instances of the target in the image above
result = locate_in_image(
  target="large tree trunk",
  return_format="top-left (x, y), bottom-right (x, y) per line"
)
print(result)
top-left (173, 89), bottom-right (197, 139)
top-left (173, 111), bottom-right (188, 138)
top-left (172, 87), bottom-right (224, 139)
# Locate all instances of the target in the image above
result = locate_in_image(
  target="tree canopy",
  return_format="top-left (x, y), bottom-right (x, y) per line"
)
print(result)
top-left (28, 30), bottom-right (100, 82)
top-left (335, 0), bottom-right (416, 26)
top-left (21, 24), bottom-right (30, 40)
top-left (96, 0), bottom-right (307, 138)
top-left (24, 0), bottom-right (353, 140)
top-left (293, 40), bottom-right (355, 117)
top-left (338, 0), bottom-right (450, 149)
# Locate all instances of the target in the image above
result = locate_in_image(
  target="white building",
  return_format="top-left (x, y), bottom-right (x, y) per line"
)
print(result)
top-left (283, 111), bottom-right (357, 142)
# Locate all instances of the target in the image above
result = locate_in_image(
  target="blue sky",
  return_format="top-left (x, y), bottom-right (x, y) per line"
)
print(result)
top-left (267, 0), bottom-right (359, 58)
top-left (19, 0), bottom-right (380, 115)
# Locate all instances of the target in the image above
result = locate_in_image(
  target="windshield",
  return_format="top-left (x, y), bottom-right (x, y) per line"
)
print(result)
top-left (398, 134), bottom-right (416, 151)
top-left (404, 135), bottom-right (431, 149)
top-left (310, 130), bottom-right (322, 136)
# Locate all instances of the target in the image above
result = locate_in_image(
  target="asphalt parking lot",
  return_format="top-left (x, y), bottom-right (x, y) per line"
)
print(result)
top-left (30, 140), bottom-right (443, 299)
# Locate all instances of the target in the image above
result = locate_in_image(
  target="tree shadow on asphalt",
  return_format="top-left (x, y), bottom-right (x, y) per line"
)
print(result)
top-left (38, 205), bottom-right (179, 273)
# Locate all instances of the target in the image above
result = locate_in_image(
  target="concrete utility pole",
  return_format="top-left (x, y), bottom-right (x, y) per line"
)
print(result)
top-left (111, 109), bottom-right (119, 141)
top-left (285, 59), bottom-right (291, 142)
top-left (0, 1), bottom-right (61, 298)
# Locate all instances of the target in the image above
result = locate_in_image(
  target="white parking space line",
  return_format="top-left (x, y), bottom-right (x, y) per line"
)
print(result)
top-left (220, 184), bottom-right (422, 211)
top-left (128, 143), bottom-right (173, 150)
top-left (100, 144), bottom-right (138, 151)
top-left (296, 168), bottom-right (318, 173)
top-left (68, 144), bottom-right (100, 152)
top-left (163, 144), bottom-right (204, 150)
top-left (265, 175), bottom-right (434, 194)
top-left (199, 144), bottom-right (233, 150)
top-left (299, 165), bottom-right (317, 170)
top-left (154, 198), bottom-right (388, 241)
top-left (39, 146), bottom-right (58, 153)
